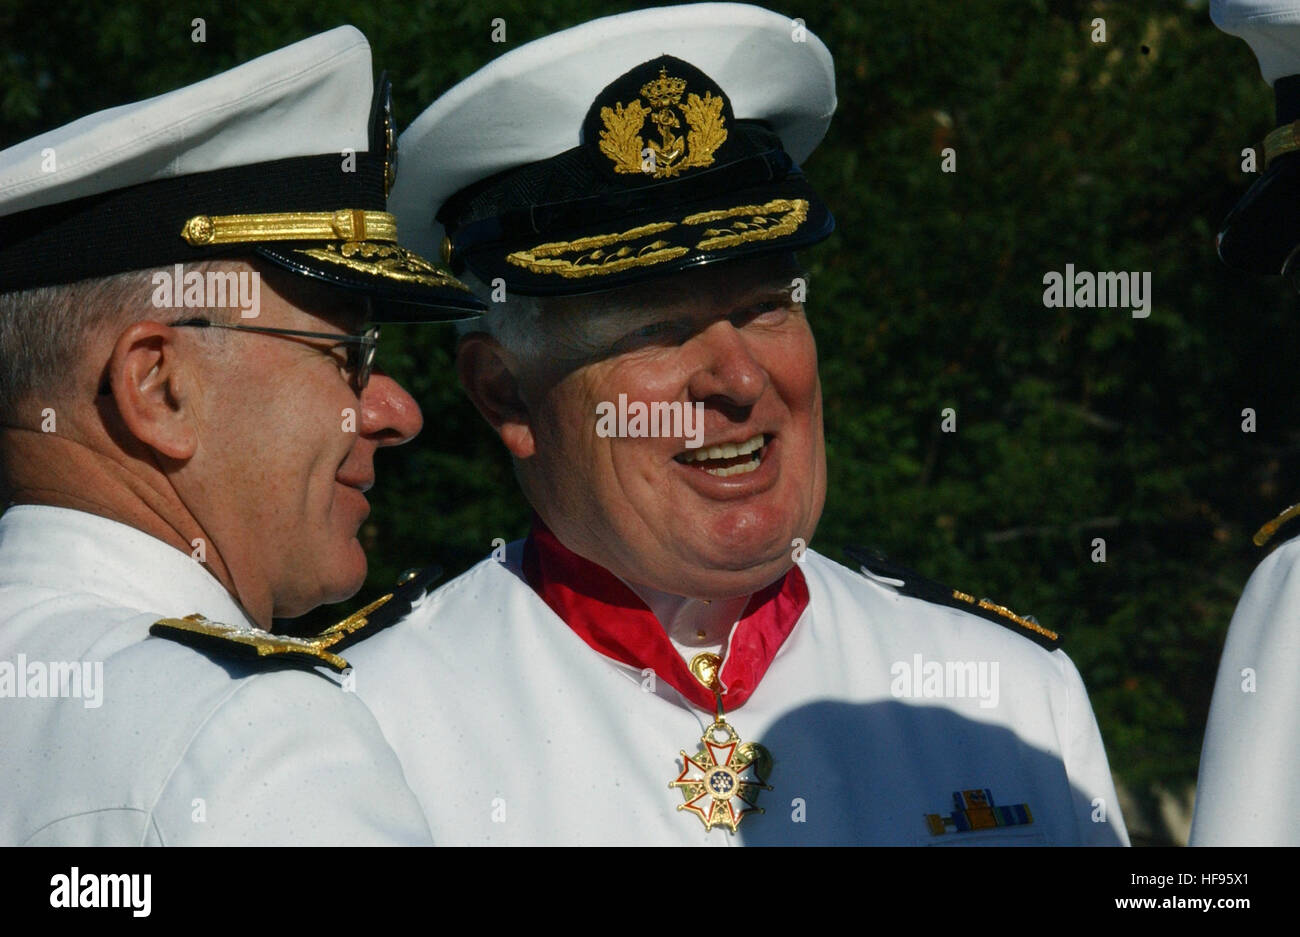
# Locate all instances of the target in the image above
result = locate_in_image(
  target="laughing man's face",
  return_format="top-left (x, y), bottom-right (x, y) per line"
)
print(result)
top-left (509, 254), bottom-right (826, 599)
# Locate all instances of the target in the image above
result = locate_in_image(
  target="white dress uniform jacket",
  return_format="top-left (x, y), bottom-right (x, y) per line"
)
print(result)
top-left (348, 538), bottom-right (1129, 845)
top-left (1191, 534), bottom-right (1300, 845)
top-left (0, 505), bottom-right (432, 845)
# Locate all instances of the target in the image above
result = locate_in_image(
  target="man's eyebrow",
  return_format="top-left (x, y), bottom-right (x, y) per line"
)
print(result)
top-left (734, 279), bottom-right (805, 305)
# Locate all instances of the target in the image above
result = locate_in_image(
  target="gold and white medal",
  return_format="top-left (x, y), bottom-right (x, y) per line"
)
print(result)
top-left (669, 652), bottom-right (773, 833)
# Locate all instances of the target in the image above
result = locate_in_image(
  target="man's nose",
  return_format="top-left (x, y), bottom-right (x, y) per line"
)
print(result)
top-left (686, 320), bottom-right (768, 408)
top-left (359, 370), bottom-right (423, 445)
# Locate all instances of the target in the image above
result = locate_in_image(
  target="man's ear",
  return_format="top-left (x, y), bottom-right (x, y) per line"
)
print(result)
top-left (106, 321), bottom-right (197, 460)
top-left (456, 334), bottom-right (536, 459)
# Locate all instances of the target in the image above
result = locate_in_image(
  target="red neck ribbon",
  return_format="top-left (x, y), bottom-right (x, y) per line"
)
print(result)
top-left (522, 522), bottom-right (810, 711)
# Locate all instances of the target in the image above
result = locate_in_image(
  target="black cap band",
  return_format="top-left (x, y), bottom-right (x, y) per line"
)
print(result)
top-left (0, 152), bottom-right (385, 292)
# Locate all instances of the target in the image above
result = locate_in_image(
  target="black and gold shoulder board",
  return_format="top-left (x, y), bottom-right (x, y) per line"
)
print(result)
top-left (1253, 502), bottom-right (1300, 548)
top-left (149, 564), bottom-right (442, 672)
top-left (844, 546), bottom-right (1060, 651)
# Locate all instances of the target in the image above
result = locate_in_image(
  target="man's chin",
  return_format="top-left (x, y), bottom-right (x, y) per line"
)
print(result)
top-left (688, 515), bottom-right (799, 564)
top-left (314, 541), bottom-right (370, 608)
top-left (642, 548), bottom-right (797, 602)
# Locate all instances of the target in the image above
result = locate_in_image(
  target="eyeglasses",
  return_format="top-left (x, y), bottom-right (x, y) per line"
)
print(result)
top-left (172, 318), bottom-right (380, 392)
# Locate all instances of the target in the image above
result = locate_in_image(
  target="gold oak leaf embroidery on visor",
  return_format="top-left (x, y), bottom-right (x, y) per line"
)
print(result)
top-left (296, 241), bottom-right (465, 288)
top-left (506, 221), bottom-right (686, 278)
top-left (599, 67), bottom-right (727, 179)
top-left (503, 199), bottom-right (810, 279)
top-left (686, 198), bottom-right (809, 250)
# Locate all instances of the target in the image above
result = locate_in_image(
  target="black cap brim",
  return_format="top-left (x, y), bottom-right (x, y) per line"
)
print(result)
top-left (255, 240), bottom-right (485, 322)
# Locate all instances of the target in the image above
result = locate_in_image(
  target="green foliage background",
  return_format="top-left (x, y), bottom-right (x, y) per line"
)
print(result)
top-left (4, 0), bottom-right (1296, 839)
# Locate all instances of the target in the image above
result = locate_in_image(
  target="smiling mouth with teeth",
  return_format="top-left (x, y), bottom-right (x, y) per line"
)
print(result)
top-left (674, 433), bottom-right (769, 477)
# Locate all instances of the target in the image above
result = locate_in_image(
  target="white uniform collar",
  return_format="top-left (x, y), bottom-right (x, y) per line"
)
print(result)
top-left (618, 576), bottom-right (750, 661)
top-left (0, 504), bottom-right (255, 627)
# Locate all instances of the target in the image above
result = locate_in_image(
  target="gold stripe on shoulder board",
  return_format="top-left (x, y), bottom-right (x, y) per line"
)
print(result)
top-left (1253, 502), bottom-right (1300, 548)
top-left (151, 592), bottom-right (395, 673)
top-left (950, 590), bottom-right (1060, 644)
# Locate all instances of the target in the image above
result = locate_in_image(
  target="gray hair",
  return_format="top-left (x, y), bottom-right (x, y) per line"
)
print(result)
top-left (0, 260), bottom-right (241, 421)
top-left (0, 270), bottom-right (157, 419)
top-left (455, 272), bottom-right (547, 357)
top-left (455, 273), bottom-right (640, 373)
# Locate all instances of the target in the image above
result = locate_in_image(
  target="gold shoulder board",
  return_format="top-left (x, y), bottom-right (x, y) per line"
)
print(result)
top-left (1253, 502), bottom-right (1300, 548)
top-left (149, 564), bottom-right (442, 672)
top-left (845, 545), bottom-right (1061, 651)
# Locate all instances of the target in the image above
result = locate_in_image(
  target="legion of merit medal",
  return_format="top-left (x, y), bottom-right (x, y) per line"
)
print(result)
top-left (669, 652), bottom-right (773, 833)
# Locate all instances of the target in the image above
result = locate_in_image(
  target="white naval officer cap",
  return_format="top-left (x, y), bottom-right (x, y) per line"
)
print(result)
top-left (1212, 0), bottom-right (1300, 275)
top-left (393, 2), bottom-right (837, 297)
top-left (0, 26), bottom-right (485, 321)
top-left (1214, 0), bottom-right (1300, 83)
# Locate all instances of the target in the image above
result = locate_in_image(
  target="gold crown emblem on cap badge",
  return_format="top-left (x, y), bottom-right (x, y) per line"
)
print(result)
top-left (599, 67), bottom-right (728, 180)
